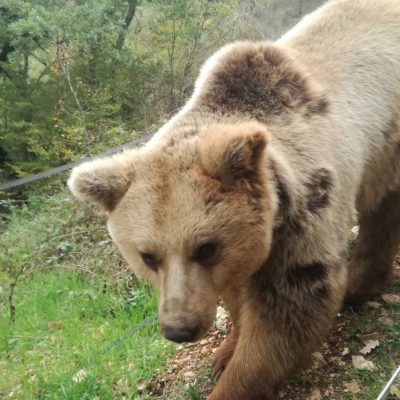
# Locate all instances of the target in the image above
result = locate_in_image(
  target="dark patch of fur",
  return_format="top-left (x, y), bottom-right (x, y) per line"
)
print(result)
top-left (270, 169), bottom-right (306, 236)
top-left (79, 174), bottom-right (129, 211)
top-left (382, 113), bottom-right (399, 140)
top-left (306, 168), bottom-right (333, 214)
top-left (198, 44), bottom-right (322, 119)
top-left (287, 261), bottom-right (328, 289)
top-left (305, 97), bottom-right (330, 117)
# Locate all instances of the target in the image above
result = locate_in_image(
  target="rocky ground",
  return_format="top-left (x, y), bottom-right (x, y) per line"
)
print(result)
top-left (141, 256), bottom-right (400, 400)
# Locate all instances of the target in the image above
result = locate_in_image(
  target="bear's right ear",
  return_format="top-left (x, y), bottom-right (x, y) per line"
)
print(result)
top-left (198, 122), bottom-right (269, 188)
top-left (68, 152), bottom-right (135, 212)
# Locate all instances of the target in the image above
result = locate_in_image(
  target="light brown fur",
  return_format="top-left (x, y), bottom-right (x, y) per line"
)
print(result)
top-left (69, 0), bottom-right (400, 398)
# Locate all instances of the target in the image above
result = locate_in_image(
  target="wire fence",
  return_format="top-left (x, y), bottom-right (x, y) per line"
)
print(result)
top-left (0, 133), bottom-right (152, 192)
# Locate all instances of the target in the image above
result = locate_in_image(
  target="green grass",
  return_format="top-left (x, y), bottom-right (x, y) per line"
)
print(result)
top-left (0, 189), bottom-right (175, 399)
top-left (0, 269), bottom-right (174, 399)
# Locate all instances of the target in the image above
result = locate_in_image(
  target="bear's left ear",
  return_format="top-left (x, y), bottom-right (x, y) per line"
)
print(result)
top-left (198, 122), bottom-right (269, 187)
top-left (68, 152), bottom-right (135, 212)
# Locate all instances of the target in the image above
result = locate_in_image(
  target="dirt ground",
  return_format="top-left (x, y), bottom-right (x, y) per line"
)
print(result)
top-left (142, 256), bottom-right (400, 400)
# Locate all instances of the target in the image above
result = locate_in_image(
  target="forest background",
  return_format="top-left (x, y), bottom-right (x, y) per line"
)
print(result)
top-left (0, 0), bottom-right (323, 184)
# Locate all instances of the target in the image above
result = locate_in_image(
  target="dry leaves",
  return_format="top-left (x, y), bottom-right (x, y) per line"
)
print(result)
top-left (308, 389), bottom-right (322, 400)
top-left (47, 320), bottom-right (63, 329)
top-left (344, 381), bottom-right (361, 394)
top-left (378, 316), bottom-right (394, 327)
top-left (390, 385), bottom-right (400, 399)
top-left (382, 294), bottom-right (400, 304)
top-left (352, 355), bottom-right (375, 371)
top-left (360, 340), bottom-right (379, 355)
top-left (366, 301), bottom-right (382, 309)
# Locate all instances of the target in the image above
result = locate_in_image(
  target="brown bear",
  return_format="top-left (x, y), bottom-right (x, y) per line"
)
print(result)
top-left (68, 0), bottom-right (400, 398)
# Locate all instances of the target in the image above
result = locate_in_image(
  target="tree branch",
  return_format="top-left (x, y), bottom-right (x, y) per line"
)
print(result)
top-left (115, 0), bottom-right (137, 50)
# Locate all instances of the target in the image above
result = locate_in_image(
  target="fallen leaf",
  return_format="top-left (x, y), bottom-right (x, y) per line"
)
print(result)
top-left (360, 339), bottom-right (379, 355)
top-left (357, 332), bottom-right (380, 344)
top-left (378, 316), bottom-right (394, 327)
top-left (312, 352), bottom-right (326, 368)
top-left (47, 321), bottom-right (63, 329)
top-left (366, 301), bottom-right (382, 309)
top-left (382, 294), bottom-right (400, 304)
top-left (342, 347), bottom-right (350, 356)
top-left (390, 385), bottom-right (400, 399)
top-left (308, 389), bottom-right (322, 400)
top-left (344, 381), bottom-right (361, 394)
top-left (352, 355), bottom-right (375, 371)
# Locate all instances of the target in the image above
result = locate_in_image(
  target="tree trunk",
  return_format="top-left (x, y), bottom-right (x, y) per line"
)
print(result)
top-left (115, 0), bottom-right (137, 50)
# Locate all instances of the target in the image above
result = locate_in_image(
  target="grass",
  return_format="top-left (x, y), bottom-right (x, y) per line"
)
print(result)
top-left (1, 187), bottom-right (400, 399)
top-left (0, 188), bottom-right (175, 399)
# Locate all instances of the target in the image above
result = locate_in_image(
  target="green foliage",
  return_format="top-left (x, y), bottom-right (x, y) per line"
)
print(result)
top-left (0, 0), bottom-right (238, 184)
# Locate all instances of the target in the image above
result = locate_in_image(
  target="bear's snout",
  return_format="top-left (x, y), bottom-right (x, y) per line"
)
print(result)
top-left (162, 323), bottom-right (199, 343)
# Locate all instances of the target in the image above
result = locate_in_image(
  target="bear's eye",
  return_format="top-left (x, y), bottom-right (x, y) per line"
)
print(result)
top-left (140, 252), bottom-right (160, 271)
top-left (193, 242), bottom-right (217, 263)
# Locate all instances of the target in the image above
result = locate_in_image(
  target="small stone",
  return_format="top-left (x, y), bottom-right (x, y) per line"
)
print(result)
top-left (200, 339), bottom-right (208, 346)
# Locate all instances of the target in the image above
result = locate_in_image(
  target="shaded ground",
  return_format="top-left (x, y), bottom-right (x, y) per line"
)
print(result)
top-left (142, 257), bottom-right (400, 400)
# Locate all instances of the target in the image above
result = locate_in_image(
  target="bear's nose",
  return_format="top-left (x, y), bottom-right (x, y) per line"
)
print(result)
top-left (162, 325), bottom-right (198, 343)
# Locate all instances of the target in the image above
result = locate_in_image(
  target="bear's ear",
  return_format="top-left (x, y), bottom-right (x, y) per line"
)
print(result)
top-left (198, 122), bottom-right (269, 187)
top-left (68, 152), bottom-right (135, 211)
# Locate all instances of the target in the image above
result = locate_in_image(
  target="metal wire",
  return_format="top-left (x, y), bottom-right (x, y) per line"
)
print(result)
top-left (376, 365), bottom-right (400, 400)
top-left (0, 134), bottom-right (152, 192)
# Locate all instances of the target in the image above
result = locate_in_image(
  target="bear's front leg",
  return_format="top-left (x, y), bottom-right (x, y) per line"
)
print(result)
top-left (212, 327), bottom-right (238, 380)
top-left (208, 283), bottom-right (344, 400)
top-left (207, 314), bottom-right (285, 400)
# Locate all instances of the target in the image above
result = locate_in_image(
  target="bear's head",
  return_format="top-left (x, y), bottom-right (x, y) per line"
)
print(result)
top-left (69, 121), bottom-right (277, 343)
